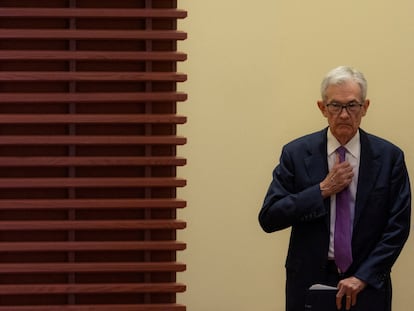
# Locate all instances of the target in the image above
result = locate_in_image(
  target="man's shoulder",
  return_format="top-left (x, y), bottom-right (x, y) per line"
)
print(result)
top-left (284, 129), bottom-right (326, 150)
top-left (360, 129), bottom-right (405, 156)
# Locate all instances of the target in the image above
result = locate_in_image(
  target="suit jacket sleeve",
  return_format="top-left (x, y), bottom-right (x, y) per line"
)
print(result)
top-left (353, 147), bottom-right (411, 289)
top-left (259, 144), bottom-right (328, 233)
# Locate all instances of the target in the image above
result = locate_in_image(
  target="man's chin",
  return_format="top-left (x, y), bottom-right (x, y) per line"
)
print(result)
top-left (336, 125), bottom-right (354, 133)
top-left (335, 129), bottom-right (356, 140)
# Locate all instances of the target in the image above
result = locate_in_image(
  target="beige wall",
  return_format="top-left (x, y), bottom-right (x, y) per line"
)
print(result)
top-left (177, 1), bottom-right (414, 310)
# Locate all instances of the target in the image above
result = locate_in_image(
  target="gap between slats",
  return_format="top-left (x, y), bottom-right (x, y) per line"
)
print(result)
top-left (0, 241), bottom-right (186, 252)
top-left (0, 29), bottom-right (187, 40)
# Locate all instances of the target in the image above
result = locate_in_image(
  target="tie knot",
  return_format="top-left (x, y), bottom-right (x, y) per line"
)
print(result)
top-left (336, 146), bottom-right (347, 162)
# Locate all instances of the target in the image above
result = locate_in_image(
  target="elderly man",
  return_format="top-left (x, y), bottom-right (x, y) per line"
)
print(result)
top-left (259, 66), bottom-right (411, 311)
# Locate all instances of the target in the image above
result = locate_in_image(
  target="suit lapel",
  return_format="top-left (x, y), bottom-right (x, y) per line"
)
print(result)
top-left (304, 129), bottom-right (330, 228)
top-left (354, 129), bottom-right (382, 227)
top-left (304, 145), bottom-right (328, 184)
top-left (304, 128), bottom-right (329, 183)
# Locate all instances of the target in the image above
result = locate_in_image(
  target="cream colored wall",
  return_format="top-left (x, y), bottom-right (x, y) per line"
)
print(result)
top-left (177, 1), bottom-right (414, 310)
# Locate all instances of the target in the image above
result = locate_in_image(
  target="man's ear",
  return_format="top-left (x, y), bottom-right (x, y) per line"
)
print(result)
top-left (317, 100), bottom-right (328, 117)
top-left (361, 99), bottom-right (370, 116)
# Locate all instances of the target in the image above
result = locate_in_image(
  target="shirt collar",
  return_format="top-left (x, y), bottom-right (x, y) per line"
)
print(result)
top-left (327, 128), bottom-right (360, 159)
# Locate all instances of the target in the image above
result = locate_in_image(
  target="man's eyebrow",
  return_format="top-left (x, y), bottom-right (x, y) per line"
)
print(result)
top-left (328, 100), bottom-right (360, 105)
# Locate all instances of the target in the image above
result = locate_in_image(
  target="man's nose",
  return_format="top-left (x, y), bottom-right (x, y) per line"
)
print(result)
top-left (339, 106), bottom-right (351, 117)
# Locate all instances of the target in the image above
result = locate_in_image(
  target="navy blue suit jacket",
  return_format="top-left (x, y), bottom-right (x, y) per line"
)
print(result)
top-left (259, 128), bottom-right (411, 311)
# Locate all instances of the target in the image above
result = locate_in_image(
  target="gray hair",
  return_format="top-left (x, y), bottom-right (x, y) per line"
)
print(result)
top-left (320, 66), bottom-right (368, 102)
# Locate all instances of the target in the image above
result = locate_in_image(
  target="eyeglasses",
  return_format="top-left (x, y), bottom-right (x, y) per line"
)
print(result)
top-left (325, 101), bottom-right (363, 114)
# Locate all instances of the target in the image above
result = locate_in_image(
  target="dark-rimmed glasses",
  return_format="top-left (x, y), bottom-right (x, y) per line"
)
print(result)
top-left (325, 101), bottom-right (363, 114)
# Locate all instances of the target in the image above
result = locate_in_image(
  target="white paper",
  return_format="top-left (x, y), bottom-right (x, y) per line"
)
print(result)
top-left (309, 283), bottom-right (338, 290)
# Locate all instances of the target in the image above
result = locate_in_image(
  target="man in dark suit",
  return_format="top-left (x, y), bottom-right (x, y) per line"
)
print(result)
top-left (258, 66), bottom-right (411, 311)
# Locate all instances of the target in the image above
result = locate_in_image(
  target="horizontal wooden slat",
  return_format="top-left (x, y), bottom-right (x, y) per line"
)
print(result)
top-left (0, 262), bottom-right (186, 273)
top-left (0, 198), bottom-right (186, 210)
top-left (0, 177), bottom-right (186, 188)
top-left (0, 305), bottom-right (186, 311)
top-left (0, 29), bottom-right (187, 40)
top-left (0, 135), bottom-right (186, 145)
top-left (0, 283), bottom-right (186, 294)
top-left (0, 51), bottom-right (187, 61)
top-left (0, 220), bottom-right (186, 230)
top-left (0, 72), bottom-right (187, 82)
top-left (0, 8), bottom-right (187, 19)
top-left (0, 156), bottom-right (186, 166)
top-left (0, 241), bottom-right (186, 252)
top-left (0, 92), bottom-right (187, 103)
top-left (0, 114), bottom-right (186, 124)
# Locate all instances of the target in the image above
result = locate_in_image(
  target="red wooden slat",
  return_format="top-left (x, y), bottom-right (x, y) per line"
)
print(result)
top-left (0, 198), bottom-right (187, 210)
top-left (0, 283), bottom-right (186, 294)
top-left (0, 8), bottom-right (188, 19)
top-left (0, 114), bottom-right (187, 124)
top-left (0, 72), bottom-right (187, 82)
top-left (0, 156), bottom-right (187, 166)
top-left (0, 177), bottom-right (186, 188)
top-left (0, 136), bottom-right (187, 145)
top-left (0, 92), bottom-right (187, 103)
top-left (0, 51), bottom-right (187, 61)
top-left (0, 262), bottom-right (186, 273)
top-left (0, 305), bottom-right (186, 311)
top-left (0, 241), bottom-right (186, 252)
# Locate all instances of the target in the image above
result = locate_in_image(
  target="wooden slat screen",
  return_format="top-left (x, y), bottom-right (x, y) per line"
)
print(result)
top-left (0, 0), bottom-right (187, 310)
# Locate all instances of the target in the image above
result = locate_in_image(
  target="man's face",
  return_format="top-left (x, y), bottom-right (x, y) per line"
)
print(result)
top-left (317, 80), bottom-right (370, 145)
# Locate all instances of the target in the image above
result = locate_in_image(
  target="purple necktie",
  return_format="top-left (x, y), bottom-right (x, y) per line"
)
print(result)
top-left (334, 146), bottom-right (353, 273)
